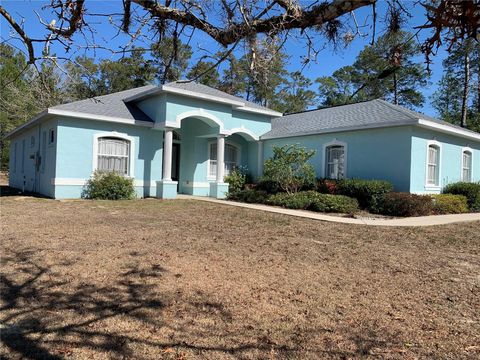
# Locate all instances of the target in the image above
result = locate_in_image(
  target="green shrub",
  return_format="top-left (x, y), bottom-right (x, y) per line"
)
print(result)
top-left (379, 192), bottom-right (433, 217)
top-left (267, 191), bottom-right (313, 209)
top-left (267, 191), bottom-right (359, 214)
top-left (337, 178), bottom-right (393, 211)
top-left (227, 189), bottom-right (269, 204)
top-left (443, 182), bottom-right (480, 212)
top-left (431, 194), bottom-right (469, 214)
top-left (309, 193), bottom-right (359, 214)
top-left (262, 144), bottom-right (316, 194)
top-left (225, 167), bottom-right (248, 194)
top-left (82, 171), bottom-right (136, 200)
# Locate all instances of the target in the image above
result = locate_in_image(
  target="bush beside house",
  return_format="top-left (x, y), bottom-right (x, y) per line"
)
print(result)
top-left (431, 194), bottom-right (469, 214)
top-left (379, 193), bottom-right (433, 217)
top-left (333, 178), bottom-right (393, 212)
top-left (226, 145), bottom-right (478, 217)
top-left (262, 144), bottom-right (316, 194)
top-left (82, 171), bottom-right (136, 200)
top-left (443, 182), bottom-right (480, 212)
top-left (267, 191), bottom-right (359, 214)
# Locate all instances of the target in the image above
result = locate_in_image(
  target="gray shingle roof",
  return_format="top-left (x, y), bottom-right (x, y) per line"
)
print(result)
top-left (165, 81), bottom-right (272, 111)
top-left (51, 85), bottom-right (156, 122)
top-left (261, 99), bottom-right (471, 139)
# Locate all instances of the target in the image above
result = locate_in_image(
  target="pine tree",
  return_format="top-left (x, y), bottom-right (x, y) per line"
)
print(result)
top-left (432, 40), bottom-right (479, 130)
top-left (186, 61), bottom-right (220, 88)
top-left (317, 31), bottom-right (428, 109)
top-left (151, 37), bottom-right (193, 83)
top-left (272, 71), bottom-right (316, 113)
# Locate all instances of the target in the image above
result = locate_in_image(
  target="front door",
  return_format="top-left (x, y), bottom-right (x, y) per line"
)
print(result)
top-left (172, 143), bottom-right (180, 189)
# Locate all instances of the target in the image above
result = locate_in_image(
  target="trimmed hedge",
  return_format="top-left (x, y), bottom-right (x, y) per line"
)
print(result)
top-left (267, 191), bottom-right (359, 214)
top-left (379, 192), bottom-right (433, 217)
top-left (443, 182), bottom-right (480, 212)
top-left (82, 171), bottom-right (135, 200)
top-left (227, 189), bottom-right (269, 204)
top-left (431, 194), bottom-right (469, 214)
top-left (335, 179), bottom-right (394, 211)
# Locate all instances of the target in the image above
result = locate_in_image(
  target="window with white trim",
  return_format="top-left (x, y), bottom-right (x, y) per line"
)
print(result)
top-left (209, 142), bottom-right (239, 178)
top-left (97, 137), bottom-right (130, 175)
top-left (427, 144), bottom-right (440, 186)
top-left (325, 145), bottom-right (345, 179)
top-left (462, 150), bottom-right (472, 182)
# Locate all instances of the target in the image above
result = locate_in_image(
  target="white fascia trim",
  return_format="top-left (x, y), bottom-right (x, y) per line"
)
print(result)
top-left (162, 85), bottom-right (245, 107)
top-left (260, 120), bottom-right (418, 140)
top-left (321, 139), bottom-right (348, 178)
top-left (92, 131), bottom-right (135, 177)
top-left (4, 108), bottom-right (154, 140)
top-left (418, 119), bottom-right (480, 141)
top-left (49, 109), bottom-right (154, 127)
top-left (52, 178), bottom-right (155, 187)
top-left (233, 105), bottom-right (283, 117)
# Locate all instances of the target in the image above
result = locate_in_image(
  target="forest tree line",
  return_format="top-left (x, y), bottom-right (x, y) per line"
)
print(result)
top-left (1, 32), bottom-right (479, 169)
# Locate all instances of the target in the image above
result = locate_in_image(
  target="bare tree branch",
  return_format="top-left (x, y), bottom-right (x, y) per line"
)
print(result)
top-left (0, 5), bottom-right (36, 63)
top-left (133, 0), bottom-right (375, 46)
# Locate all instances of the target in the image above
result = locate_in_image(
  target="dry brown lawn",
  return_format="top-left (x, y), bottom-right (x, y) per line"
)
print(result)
top-left (1, 194), bottom-right (479, 359)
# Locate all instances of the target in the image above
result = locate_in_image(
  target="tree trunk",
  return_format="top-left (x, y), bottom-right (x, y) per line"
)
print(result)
top-left (460, 50), bottom-right (470, 128)
top-left (393, 70), bottom-right (398, 105)
top-left (477, 60), bottom-right (480, 114)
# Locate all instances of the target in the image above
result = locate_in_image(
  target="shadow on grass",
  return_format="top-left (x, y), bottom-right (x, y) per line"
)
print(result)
top-left (0, 186), bottom-right (48, 198)
top-left (1, 250), bottom-right (402, 359)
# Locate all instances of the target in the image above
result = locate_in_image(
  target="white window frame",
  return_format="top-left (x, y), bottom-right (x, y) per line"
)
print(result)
top-left (461, 147), bottom-right (473, 182)
top-left (425, 140), bottom-right (442, 190)
top-left (322, 139), bottom-right (347, 179)
top-left (207, 140), bottom-right (241, 180)
top-left (92, 132), bottom-right (135, 178)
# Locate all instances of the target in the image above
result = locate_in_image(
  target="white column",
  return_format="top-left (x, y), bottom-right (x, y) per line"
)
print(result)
top-left (257, 140), bottom-right (264, 177)
top-left (162, 128), bottom-right (173, 181)
top-left (216, 135), bottom-right (225, 182)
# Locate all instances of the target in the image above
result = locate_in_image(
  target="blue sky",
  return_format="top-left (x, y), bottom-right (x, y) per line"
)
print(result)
top-left (1, 1), bottom-right (449, 117)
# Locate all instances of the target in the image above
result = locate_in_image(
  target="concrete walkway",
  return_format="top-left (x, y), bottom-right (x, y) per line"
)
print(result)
top-left (177, 195), bottom-right (480, 227)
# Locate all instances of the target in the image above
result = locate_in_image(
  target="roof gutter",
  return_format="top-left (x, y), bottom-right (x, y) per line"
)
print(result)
top-left (417, 118), bottom-right (480, 141)
top-left (260, 120), bottom-right (418, 140)
top-left (4, 108), bottom-right (154, 140)
top-left (261, 118), bottom-right (480, 142)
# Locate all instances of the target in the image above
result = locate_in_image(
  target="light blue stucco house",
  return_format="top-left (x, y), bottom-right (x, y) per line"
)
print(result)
top-left (6, 81), bottom-right (480, 199)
